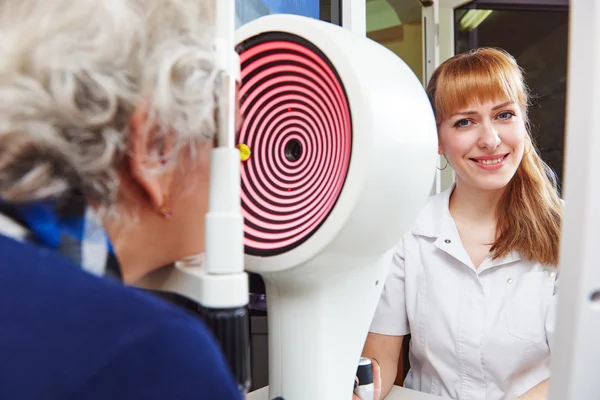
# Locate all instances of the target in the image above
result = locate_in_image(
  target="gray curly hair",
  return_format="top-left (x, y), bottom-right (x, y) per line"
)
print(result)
top-left (0, 0), bottom-right (219, 208)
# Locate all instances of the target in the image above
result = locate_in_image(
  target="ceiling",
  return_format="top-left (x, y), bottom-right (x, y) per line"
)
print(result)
top-left (366, 0), bottom-right (421, 31)
top-left (386, 0), bottom-right (422, 23)
top-left (366, 0), bottom-right (474, 32)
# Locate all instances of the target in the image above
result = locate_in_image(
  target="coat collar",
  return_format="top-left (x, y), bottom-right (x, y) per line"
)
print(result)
top-left (411, 182), bottom-right (521, 272)
top-left (411, 183), bottom-right (454, 239)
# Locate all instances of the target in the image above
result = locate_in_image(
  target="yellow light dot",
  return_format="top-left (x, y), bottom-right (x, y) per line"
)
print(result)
top-left (236, 144), bottom-right (251, 161)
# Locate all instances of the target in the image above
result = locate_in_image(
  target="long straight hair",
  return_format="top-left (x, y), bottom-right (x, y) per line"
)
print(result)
top-left (426, 48), bottom-right (562, 266)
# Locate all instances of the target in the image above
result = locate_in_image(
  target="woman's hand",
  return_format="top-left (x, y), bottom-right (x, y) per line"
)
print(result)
top-left (352, 358), bottom-right (382, 400)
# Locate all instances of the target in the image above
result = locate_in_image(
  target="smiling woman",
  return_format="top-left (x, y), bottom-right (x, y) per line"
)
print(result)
top-left (361, 47), bottom-right (563, 400)
top-left (428, 47), bottom-right (562, 266)
top-left (438, 99), bottom-right (525, 188)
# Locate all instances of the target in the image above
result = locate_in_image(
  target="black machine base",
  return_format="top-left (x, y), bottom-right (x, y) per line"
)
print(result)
top-left (198, 305), bottom-right (252, 394)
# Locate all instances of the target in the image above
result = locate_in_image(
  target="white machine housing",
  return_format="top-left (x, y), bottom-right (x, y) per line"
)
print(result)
top-left (549, 0), bottom-right (600, 398)
top-left (237, 15), bottom-right (438, 400)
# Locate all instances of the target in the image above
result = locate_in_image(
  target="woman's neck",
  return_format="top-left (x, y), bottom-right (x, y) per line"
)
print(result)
top-left (449, 180), bottom-right (505, 224)
top-left (105, 222), bottom-right (172, 284)
top-left (101, 209), bottom-right (205, 285)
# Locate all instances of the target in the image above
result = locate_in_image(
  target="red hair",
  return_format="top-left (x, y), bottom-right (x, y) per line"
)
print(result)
top-left (426, 48), bottom-right (562, 265)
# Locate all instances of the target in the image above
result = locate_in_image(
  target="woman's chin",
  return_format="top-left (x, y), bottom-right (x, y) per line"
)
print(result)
top-left (456, 170), bottom-right (516, 192)
top-left (471, 175), bottom-right (514, 192)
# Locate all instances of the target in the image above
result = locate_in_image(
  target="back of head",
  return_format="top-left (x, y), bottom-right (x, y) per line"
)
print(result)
top-left (427, 47), bottom-right (562, 266)
top-left (0, 0), bottom-right (217, 209)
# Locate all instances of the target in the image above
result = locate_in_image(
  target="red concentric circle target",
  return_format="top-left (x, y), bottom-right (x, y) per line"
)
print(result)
top-left (237, 32), bottom-right (352, 257)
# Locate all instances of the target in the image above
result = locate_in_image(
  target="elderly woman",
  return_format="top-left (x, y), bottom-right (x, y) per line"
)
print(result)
top-left (0, 0), bottom-right (242, 398)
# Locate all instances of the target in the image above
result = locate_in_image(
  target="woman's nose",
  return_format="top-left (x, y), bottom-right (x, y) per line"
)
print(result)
top-left (478, 121), bottom-right (501, 149)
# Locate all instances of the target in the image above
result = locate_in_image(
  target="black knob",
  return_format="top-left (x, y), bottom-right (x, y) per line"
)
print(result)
top-left (198, 306), bottom-right (251, 393)
top-left (356, 357), bottom-right (373, 385)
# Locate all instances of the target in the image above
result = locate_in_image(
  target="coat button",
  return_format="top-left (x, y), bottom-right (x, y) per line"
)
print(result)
top-left (507, 278), bottom-right (514, 284)
top-left (549, 271), bottom-right (556, 279)
top-left (444, 239), bottom-right (451, 243)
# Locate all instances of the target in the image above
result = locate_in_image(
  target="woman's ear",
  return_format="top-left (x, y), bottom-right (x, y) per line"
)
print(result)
top-left (127, 107), bottom-right (172, 211)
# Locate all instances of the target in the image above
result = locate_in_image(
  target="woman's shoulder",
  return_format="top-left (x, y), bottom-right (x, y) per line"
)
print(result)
top-left (0, 233), bottom-right (204, 338)
top-left (400, 186), bottom-right (453, 242)
top-left (0, 234), bottom-right (241, 399)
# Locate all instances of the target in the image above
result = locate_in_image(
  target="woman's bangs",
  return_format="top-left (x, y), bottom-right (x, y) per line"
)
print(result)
top-left (434, 59), bottom-right (523, 123)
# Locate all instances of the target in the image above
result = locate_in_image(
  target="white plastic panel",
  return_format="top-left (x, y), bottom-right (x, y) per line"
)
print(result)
top-left (548, 0), bottom-right (600, 398)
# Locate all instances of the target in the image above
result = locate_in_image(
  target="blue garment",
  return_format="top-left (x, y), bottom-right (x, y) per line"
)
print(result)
top-left (0, 199), bottom-right (119, 277)
top-left (0, 234), bottom-right (242, 400)
top-left (10, 201), bottom-right (86, 249)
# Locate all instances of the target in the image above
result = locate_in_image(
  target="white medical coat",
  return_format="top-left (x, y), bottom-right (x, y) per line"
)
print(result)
top-left (370, 185), bottom-right (557, 400)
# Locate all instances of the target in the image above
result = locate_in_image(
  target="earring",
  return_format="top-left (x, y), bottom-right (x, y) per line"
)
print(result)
top-left (438, 156), bottom-right (449, 171)
top-left (158, 205), bottom-right (173, 220)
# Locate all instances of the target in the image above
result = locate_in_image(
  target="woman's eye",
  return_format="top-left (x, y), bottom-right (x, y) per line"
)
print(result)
top-left (453, 119), bottom-right (471, 128)
top-left (497, 111), bottom-right (515, 120)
